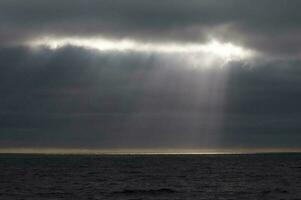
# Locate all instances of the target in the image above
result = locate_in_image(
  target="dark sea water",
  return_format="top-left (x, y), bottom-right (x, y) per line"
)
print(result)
top-left (0, 154), bottom-right (301, 200)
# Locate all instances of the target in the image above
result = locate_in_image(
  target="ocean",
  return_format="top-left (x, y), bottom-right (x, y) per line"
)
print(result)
top-left (0, 153), bottom-right (300, 200)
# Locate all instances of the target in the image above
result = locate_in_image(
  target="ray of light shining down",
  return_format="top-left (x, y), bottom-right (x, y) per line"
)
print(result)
top-left (26, 36), bottom-right (249, 149)
top-left (28, 37), bottom-right (255, 64)
top-left (23, 34), bottom-right (258, 151)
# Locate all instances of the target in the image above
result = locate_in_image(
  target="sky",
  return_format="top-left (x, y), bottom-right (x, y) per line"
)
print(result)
top-left (1, 0), bottom-right (301, 152)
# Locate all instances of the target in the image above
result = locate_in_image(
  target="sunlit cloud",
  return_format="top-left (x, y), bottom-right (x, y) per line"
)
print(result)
top-left (28, 36), bottom-right (256, 66)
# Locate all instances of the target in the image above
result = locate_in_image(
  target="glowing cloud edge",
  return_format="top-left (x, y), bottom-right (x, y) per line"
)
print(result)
top-left (27, 36), bottom-right (256, 62)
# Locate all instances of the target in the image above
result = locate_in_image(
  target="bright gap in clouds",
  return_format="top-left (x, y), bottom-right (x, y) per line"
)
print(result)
top-left (28, 37), bottom-right (255, 66)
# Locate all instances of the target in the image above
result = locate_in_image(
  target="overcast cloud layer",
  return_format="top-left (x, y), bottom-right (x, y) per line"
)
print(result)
top-left (0, 0), bottom-right (301, 150)
top-left (1, 0), bottom-right (301, 56)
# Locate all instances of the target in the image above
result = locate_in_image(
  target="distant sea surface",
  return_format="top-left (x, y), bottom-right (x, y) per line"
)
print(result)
top-left (0, 153), bottom-right (301, 200)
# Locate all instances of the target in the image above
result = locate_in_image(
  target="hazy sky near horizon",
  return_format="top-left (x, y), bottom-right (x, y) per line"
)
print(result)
top-left (1, 0), bottom-right (301, 149)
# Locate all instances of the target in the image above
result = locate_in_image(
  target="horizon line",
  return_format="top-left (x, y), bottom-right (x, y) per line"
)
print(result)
top-left (0, 147), bottom-right (301, 155)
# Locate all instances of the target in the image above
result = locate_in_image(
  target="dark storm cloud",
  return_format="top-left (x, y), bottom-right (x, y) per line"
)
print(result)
top-left (1, 0), bottom-right (301, 150)
top-left (0, 46), bottom-right (222, 148)
top-left (0, 46), bottom-right (301, 148)
top-left (1, 0), bottom-right (301, 56)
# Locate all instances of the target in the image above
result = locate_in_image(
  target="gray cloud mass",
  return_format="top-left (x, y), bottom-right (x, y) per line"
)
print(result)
top-left (0, 46), bottom-right (301, 149)
top-left (0, 0), bottom-right (301, 150)
top-left (1, 0), bottom-right (301, 56)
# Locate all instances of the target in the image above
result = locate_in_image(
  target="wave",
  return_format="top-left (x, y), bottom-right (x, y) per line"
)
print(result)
top-left (112, 188), bottom-right (176, 195)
